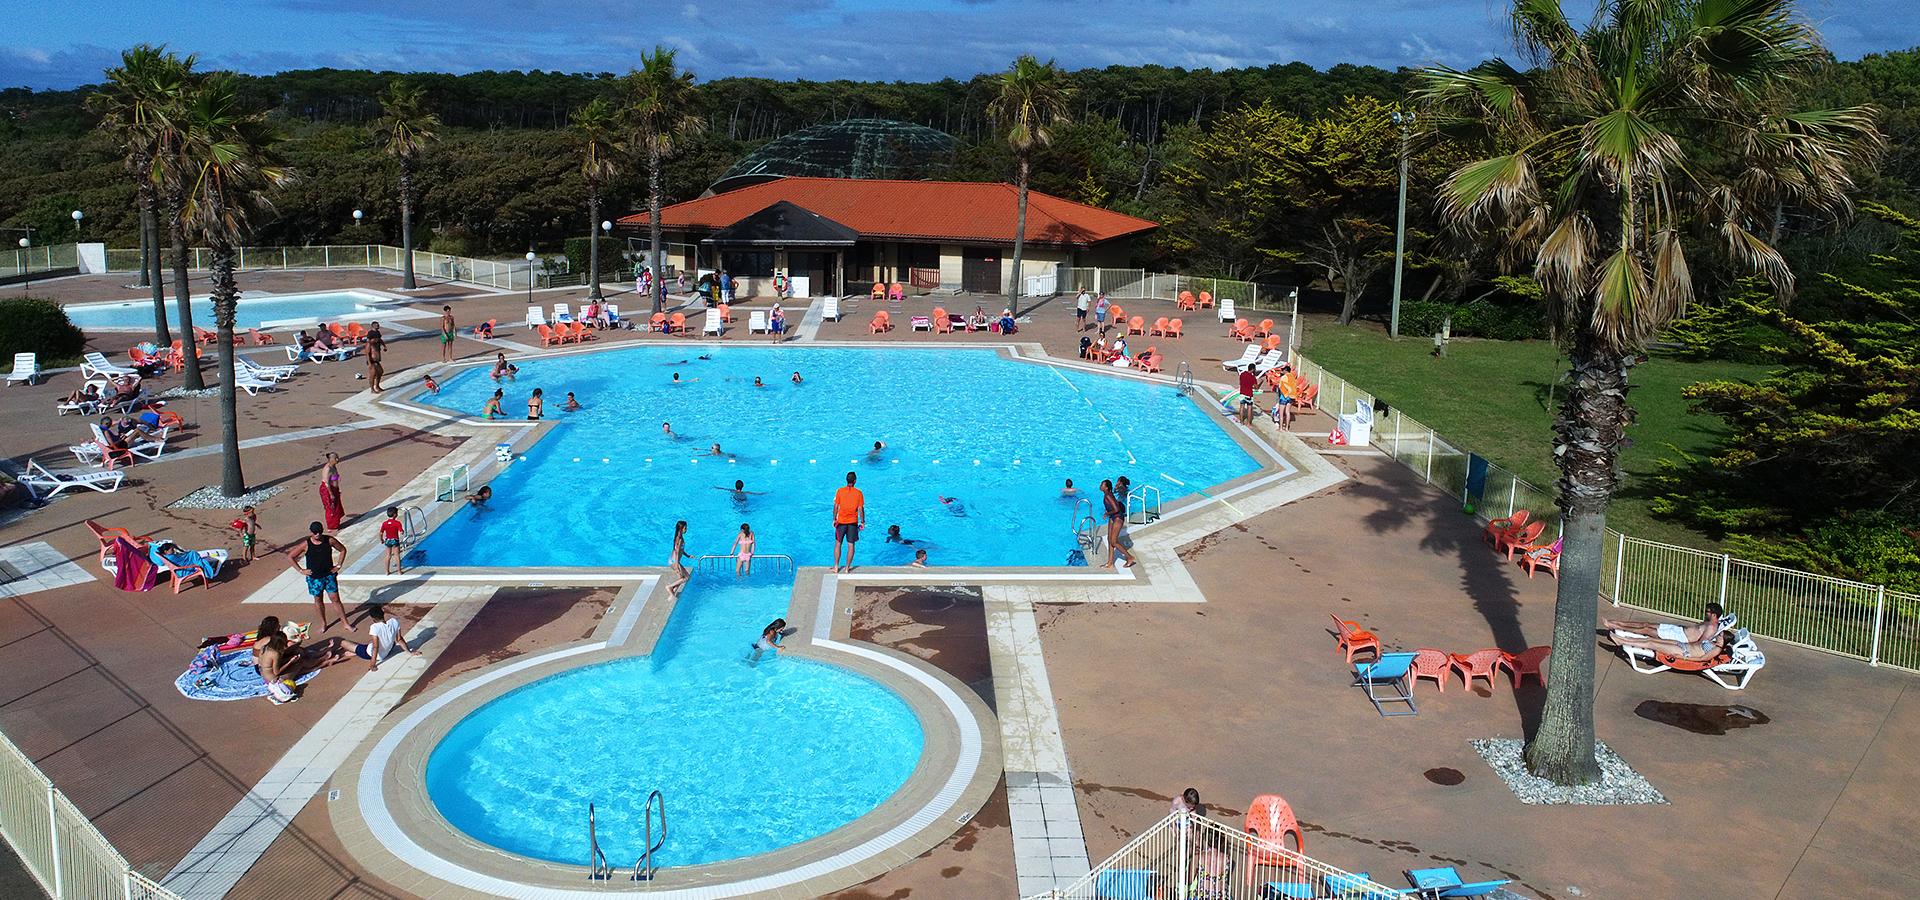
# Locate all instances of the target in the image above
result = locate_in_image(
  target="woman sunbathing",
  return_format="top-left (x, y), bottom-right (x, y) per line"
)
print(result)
top-left (1615, 629), bottom-right (1734, 662)
top-left (148, 540), bottom-right (222, 581)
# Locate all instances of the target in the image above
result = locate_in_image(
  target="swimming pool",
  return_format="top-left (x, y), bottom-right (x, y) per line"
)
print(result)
top-left (425, 572), bottom-right (925, 867)
top-left (61, 290), bottom-right (386, 331)
top-left (414, 345), bottom-right (1260, 567)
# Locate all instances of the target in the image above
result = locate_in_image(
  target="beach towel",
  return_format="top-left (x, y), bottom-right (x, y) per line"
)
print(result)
top-left (150, 542), bottom-right (221, 581)
top-left (112, 537), bottom-right (157, 592)
top-left (174, 648), bottom-right (319, 702)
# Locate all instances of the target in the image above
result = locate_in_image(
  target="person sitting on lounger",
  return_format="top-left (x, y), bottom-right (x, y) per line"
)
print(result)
top-left (1606, 603), bottom-right (1725, 647)
top-left (148, 540), bottom-right (222, 582)
top-left (293, 330), bottom-right (316, 360)
top-left (106, 374), bottom-right (142, 404)
top-left (65, 381), bottom-right (103, 410)
top-left (314, 328), bottom-right (338, 353)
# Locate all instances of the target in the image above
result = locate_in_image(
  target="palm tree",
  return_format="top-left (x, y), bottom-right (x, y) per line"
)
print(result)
top-left (177, 75), bottom-right (294, 497)
top-left (988, 55), bottom-right (1072, 313)
top-left (572, 97), bottom-right (625, 301)
top-left (89, 45), bottom-right (185, 347)
top-left (1414, 0), bottom-right (1882, 785)
top-left (147, 53), bottom-right (206, 390)
top-left (624, 47), bottom-right (705, 314)
top-left (373, 80), bottom-right (440, 290)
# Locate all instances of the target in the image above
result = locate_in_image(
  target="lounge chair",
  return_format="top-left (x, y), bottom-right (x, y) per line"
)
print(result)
top-left (249, 328), bottom-right (277, 345)
top-left (147, 541), bottom-right (227, 594)
top-left (527, 305), bottom-right (548, 328)
top-left (1405, 866), bottom-right (1511, 898)
top-left (1330, 614), bottom-right (1381, 663)
top-left (703, 312), bottom-right (723, 336)
top-left (313, 344), bottom-right (356, 363)
top-left (1198, 290), bottom-right (1214, 308)
top-left (1230, 318), bottom-right (1255, 341)
top-left (1621, 627), bottom-right (1765, 690)
top-left (933, 306), bottom-right (952, 333)
top-left (1148, 317), bottom-right (1170, 337)
top-left (748, 311), bottom-right (768, 333)
top-left (81, 352), bottom-right (137, 379)
top-left (603, 306), bottom-right (621, 328)
top-left (344, 322), bottom-right (369, 344)
top-left (1166, 317), bottom-right (1183, 338)
top-left (193, 326), bottom-right (221, 345)
top-left (1451, 650), bottom-right (1510, 691)
top-left (1257, 318), bottom-right (1275, 338)
top-left (22, 460), bottom-right (124, 497)
top-left (235, 374), bottom-right (279, 396)
top-left (649, 312), bottom-right (668, 333)
top-left (537, 324), bottom-right (564, 347)
top-left (822, 297), bottom-right (840, 321)
top-left (1092, 869), bottom-right (1156, 900)
top-left (1245, 794), bottom-right (1306, 867)
top-left (1221, 346), bottom-right (1260, 371)
top-left (239, 356), bottom-right (297, 381)
top-left (1410, 648), bottom-right (1453, 692)
top-left (554, 303), bottom-right (574, 324)
top-left (1354, 651), bottom-right (1420, 716)
top-left (85, 520), bottom-right (152, 570)
top-left (1218, 298), bottom-right (1236, 322)
top-left (1508, 646), bottom-right (1551, 686)
top-left (1135, 353), bottom-right (1163, 374)
top-left (911, 315), bottom-right (932, 332)
top-left (1253, 349), bottom-right (1288, 373)
top-left (869, 312), bottom-right (891, 334)
top-left (1109, 305), bottom-right (1126, 325)
top-left (91, 423), bottom-right (165, 462)
top-left (6, 352), bottom-right (41, 385)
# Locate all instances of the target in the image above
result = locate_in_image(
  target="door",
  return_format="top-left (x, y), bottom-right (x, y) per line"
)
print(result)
top-left (962, 247), bottom-right (1002, 294)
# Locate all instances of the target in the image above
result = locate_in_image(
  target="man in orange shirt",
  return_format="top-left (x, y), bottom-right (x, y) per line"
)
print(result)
top-left (833, 471), bottom-right (866, 573)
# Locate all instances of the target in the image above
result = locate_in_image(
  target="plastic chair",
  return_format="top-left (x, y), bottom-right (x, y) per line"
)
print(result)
top-left (1508, 646), bottom-right (1551, 686)
top-left (1451, 650), bottom-right (1510, 691)
top-left (1166, 318), bottom-right (1183, 338)
top-left (1198, 290), bottom-right (1214, 308)
top-left (717, 303), bottom-right (733, 323)
top-left (1497, 521), bottom-right (1546, 560)
top-left (1232, 319), bottom-right (1254, 341)
top-left (1128, 315), bottom-right (1146, 335)
top-left (649, 312), bottom-right (668, 332)
top-left (1481, 509), bottom-right (1529, 545)
top-left (869, 282), bottom-right (887, 300)
top-left (1245, 794), bottom-right (1305, 867)
top-left (667, 312), bottom-right (687, 334)
top-left (889, 282), bottom-right (905, 301)
top-left (869, 315), bottom-right (890, 334)
top-left (1330, 614), bottom-right (1381, 663)
top-left (1148, 317), bottom-right (1169, 336)
top-left (1406, 867), bottom-right (1512, 898)
top-left (1410, 648), bottom-right (1453, 692)
top-left (249, 329), bottom-right (277, 345)
top-left (1177, 290), bottom-right (1197, 310)
top-left (1257, 318), bottom-right (1274, 337)
top-left (1354, 652), bottom-right (1420, 716)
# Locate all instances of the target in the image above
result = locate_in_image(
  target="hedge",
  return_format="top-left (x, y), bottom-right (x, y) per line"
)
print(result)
top-left (0, 297), bottom-right (86, 362)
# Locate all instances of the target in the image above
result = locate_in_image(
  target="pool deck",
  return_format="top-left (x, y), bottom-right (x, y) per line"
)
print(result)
top-left (0, 267), bottom-right (1915, 900)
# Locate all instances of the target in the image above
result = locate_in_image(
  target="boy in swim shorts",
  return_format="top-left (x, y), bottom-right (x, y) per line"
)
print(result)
top-left (231, 505), bottom-right (260, 562)
top-left (380, 506), bottom-right (405, 575)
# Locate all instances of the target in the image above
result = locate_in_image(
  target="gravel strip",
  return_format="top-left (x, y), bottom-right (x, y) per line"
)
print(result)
top-left (167, 485), bottom-right (286, 510)
top-left (1473, 738), bottom-right (1667, 805)
top-left (155, 386), bottom-right (223, 399)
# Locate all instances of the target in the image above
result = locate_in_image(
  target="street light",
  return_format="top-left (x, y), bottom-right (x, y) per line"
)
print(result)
top-left (71, 209), bottom-right (84, 242)
top-left (601, 221), bottom-right (612, 233)
top-left (17, 236), bottom-right (29, 292)
top-left (1389, 109), bottom-right (1415, 340)
top-left (526, 250), bottom-right (537, 304)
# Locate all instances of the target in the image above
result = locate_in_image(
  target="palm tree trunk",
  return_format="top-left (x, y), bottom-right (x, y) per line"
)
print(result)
top-left (1008, 155), bottom-right (1030, 314)
top-left (649, 148), bottom-right (665, 314)
top-left (588, 188), bottom-right (603, 301)
top-left (137, 201), bottom-right (151, 289)
top-left (209, 243), bottom-right (246, 497)
top-left (140, 196), bottom-right (169, 345)
top-left (1522, 340), bottom-right (1625, 786)
top-left (169, 208), bottom-right (205, 390)
top-left (400, 160), bottom-right (417, 290)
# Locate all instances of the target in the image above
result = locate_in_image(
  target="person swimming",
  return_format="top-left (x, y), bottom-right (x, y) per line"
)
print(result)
top-left (467, 485), bottom-right (493, 508)
top-left (662, 422), bottom-right (675, 438)
top-left (748, 617), bottom-right (798, 664)
top-left (791, 371), bottom-right (803, 384)
top-left (715, 479), bottom-right (764, 499)
top-left (868, 440), bottom-right (887, 460)
top-left (563, 391), bottom-right (581, 411)
top-left (753, 376), bottom-right (765, 387)
top-left (885, 524), bottom-right (918, 545)
top-left (1061, 478), bottom-right (1079, 497)
top-left (938, 496), bottom-right (968, 516)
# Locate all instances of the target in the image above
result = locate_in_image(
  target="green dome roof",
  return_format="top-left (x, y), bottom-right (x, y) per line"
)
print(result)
top-left (710, 118), bottom-right (957, 194)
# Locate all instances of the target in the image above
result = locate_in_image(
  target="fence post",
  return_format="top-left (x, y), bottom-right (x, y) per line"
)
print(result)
top-left (1507, 476), bottom-right (1518, 517)
top-left (281, 248), bottom-right (288, 269)
top-left (1424, 430), bottom-right (1434, 482)
top-left (1718, 553), bottom-right (1731, 609)
top-left (48, 782), bottom-right (64, 898)
top-left (1093, 268), bottom-right (1102, 294)
top-left (1176, 814), bottom-right (1190, 900)
top-left (1870, 586), bottom-right (1887, 666)
top-left (365, 245), bottom-right (372, 268)
top-left (237, 247), bottom-right (245, 270)
top-left (1612, 532), bottom-right (1626, 605)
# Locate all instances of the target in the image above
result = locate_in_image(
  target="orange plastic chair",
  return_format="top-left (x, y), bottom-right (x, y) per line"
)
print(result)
top-left (889, 282), bottom-right (905, 301)
top-left (649, 312), bottom-right (668, 332)
top-left (249, 329), bottom-right (277, 345)
top-left (1244, 794), bottom-right (1305, 868)
top-left (668, 312), bottom-right (687, 334)
top-left (1149, 317), bottom-right (1169, 336)
top-left (86, 519), bottom-right (153, 569)
top-left (1167, 317), bottom-right (1183, 338)
top-left (152, 551), bottom-right (215, 594)
top-left (151, 409), bottom-right (185, 429)
top-left (1198, 290), bottom-right (1215, 308)
top-left (1410, 648), bottom-right (1453, 692)
top-left (1452, 649), bottom-right (1511, 691)
top-left (1509, 646), bottom-right (1551, 686)
top-left (932, 307), bottom-right (950, 334)
top-left (1482, 509), bottom-right (1530, 546)
top-left (128, 347), bottom-right (165, 372)
top-left (535, 324), bottom-right (561, 346)
top-left (1136, 353), bottom-right (1162, 374)
top-left (717, 303), bottom-right (733, 323)
top-left (1231, 319), bottom-right (1255, 342)
top-left (1127, 315), bottom-right (1146, 335)
top-left (1330, 614), bottom-right (1381, 663)
top-left (1521, 540), bottom-right (1561, 578)
top-left (1297, 383), bottom-right (1318, 409)
top-left (344, 322), bottom-right (369, 344)
top-left (1498, 521), bottom-right (1546, 560)
top-left (869, 315), bottom-right (889, 334)
top-left (570, 321), bottom-right (594, 342)
top-left (869, 282), bottom-right (887, 300)
top-left (1177, 290), bottom-right (1197, 311)
top-left (1262, 334), bottom-right (1282, 351)
top-left (1257, 318), bottom-right (1275, 338)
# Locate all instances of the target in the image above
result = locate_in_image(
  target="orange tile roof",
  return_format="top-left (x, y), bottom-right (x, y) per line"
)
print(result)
top-left (615, 177), bottom-right (1156, 247)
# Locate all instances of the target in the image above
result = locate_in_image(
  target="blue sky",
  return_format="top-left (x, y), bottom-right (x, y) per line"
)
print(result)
top-left (2, 0), bottom-right (1916, 90)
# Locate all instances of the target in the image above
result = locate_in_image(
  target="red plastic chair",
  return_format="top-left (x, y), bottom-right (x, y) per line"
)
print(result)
top-left (869, 282), bottom-right (887, 300)
top-left (668, 312), bottom-right (687, 334)
top-left (1150, 317), bottom-right (1170, 337)
top-left (1411, 648), bottom-right (1453, 692)
top-left (1167, 318), bottom-right (1184, 338)
top-left (1198, 290), bottom-right (1215, 308)
top-left (1497, 520), bottom-right (1546, 560)
top-left (1177, 290), bottom-right (1197, 310)
top-left (1244, 794), bottom-right (1304, 868)
top-left (1128, 315), bottom-right (1146, 335)
top-left (1508, 646), bottom-right (1551, 686)
top-left (1257, 318), bottom-right (1275, 338)
top-left (1482, 509), bottom-right (1529, 546)
top-left (1520, 538), bottom-right (1562, 578)
top-left (1330, 614), bottom-right (1381, 663)
top-left (649, 312), bottom-right (668, 332)
top-left (1452, 649), bottom-right (1511, 691)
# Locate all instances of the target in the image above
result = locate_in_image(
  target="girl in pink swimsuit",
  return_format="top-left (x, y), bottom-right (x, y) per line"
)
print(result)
top-left (733, 523), bottom-right (755, 576)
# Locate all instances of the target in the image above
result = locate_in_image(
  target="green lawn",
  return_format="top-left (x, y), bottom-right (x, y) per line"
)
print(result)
top-left (1301, 320), bottom-right (1774, 548)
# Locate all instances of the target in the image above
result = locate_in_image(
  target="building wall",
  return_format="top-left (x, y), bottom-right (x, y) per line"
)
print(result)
top-left (938, 245), bottom-right (965, 289)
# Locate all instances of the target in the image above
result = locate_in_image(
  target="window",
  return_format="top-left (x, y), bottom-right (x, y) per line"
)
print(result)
top-left (720, 250), bottom-right (775, 276)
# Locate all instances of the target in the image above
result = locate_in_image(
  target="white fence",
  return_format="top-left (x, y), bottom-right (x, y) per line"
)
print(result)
top-left (0, 726), bottom-right (183, 899)
top-left (1295, 353), bottom-right (1920, 675)
top-left (5, 243), bottom-right (79, 277)
top-left (1058, 267), bottom-right (1298, 312)
top-left (1026, 811), bottom-right (1401, 900)
top-left (103, 244), bottom-right (539, 290)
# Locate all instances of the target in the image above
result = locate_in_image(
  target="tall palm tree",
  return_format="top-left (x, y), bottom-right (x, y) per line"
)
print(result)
top-left (625, 47), bottom-right (705, 314)
top-left (148, 53), bottom-right (206, 390)
top-left (1415, 0), bottom-right (1882, 784)
top-left (373, 80), bottom-right (440, 290)
top-left (89, 45), bottom-right (185, 347)
top-left (988, 55), bottom-right (1072, 313)
top-left (572, 97), bottom-right (625, 301)
top-left (177, 75), bottom-right (294, 497)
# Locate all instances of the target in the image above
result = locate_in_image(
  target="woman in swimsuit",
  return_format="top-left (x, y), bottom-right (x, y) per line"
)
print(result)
top-left (733, 522), bottom-right (755, 576)
top-left (319, 453), bottom-right (344, 531)
top-left (491, 353), bottom-right (518, 380)
top-left (483, 389), bottom-right (504, 420)
top-left (667, 520), bottom-right (692, 596)
top-left (748, 618), bottom-right (797, 664)
top-left (1101, 479), bottom-right (1135, 569)
top-left (527, 388), bottom-right (543, 420)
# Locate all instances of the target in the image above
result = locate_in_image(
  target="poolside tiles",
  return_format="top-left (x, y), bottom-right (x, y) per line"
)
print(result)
top-left (0, 542), bottom-right (94, 599)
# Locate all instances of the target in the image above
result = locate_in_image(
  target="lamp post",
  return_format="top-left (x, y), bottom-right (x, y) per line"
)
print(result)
top-left (71, 209), bottom-right (84, 242)
top-left (1389, 109), bottom-right (1415, 340)
top-left (17, 236), bottom-right (30, 292)
top-left (591, 220), bottom-right (611, 300)
top-left (526, 250), bottom-right (537, 305)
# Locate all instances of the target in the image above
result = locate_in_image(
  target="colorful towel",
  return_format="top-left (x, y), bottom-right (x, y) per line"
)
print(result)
top-left (174, 648), bottom-right (319, 702)
top-left (112, 537), bottom-right (156, 592)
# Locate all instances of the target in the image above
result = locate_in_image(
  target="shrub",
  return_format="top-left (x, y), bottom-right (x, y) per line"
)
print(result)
top-left (563, 237), bottom-right (623, 282)
top-left (0, 297), bottom-right (85, 362)
top-left (1399, 298), bottom-right (1549, 341)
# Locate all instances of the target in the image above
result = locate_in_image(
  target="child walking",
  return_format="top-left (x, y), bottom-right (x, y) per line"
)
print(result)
top-left (231, 505), bottom-right (261, 562)
top-left (380, 506), bottom-right (406, 575)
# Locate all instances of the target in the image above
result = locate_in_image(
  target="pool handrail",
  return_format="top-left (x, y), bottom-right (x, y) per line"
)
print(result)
top-left (587, 802), bottom-right (612, 881)
top-left (693, 553), bottom-right (795, 576)
top-left (634, 789), bottom-right (667, 881)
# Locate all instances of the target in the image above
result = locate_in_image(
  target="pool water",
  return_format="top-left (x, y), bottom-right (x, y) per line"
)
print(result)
top-left (425, 572), bottom-right (924, 867)
top-left (415, 345), bottom-right (1259, 567)
top-left (62, 290), bottom-right (382, 331)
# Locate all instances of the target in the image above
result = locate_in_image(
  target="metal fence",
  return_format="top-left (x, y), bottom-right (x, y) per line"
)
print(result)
top-left (1295, 352), bottom-right (1920, 674)
top-left (1026, 811), bottom-right (1400, 900)
top-left (0, 726), bottom-right (183, 900)
top-left (103, 244), bottom-right (538, 290)
top-left (6, 243), bottom-right (79, 277)
top-left (1058, 267), bottom-right (1298, 312)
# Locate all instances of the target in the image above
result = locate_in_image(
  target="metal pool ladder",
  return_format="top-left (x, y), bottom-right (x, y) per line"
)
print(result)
top-left (1176, 361), bottom-right (1194, 393)
top-left (587, 803), bottom-right (612, 881)
top-left (693, 553), bottom-right (795, 576)
top-left (1071, 497), bottom-right (1104, 561)
top-left (1127, 485), bottom-right (1162, 525)
top-left (399, 505), bottom-right (427, 545)
top-left (633, 790), bottom-right (667, 881)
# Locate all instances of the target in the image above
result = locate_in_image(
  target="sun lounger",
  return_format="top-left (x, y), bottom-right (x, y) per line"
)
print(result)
top-left (748, 311), bottom-right (768, 333)
top-left (239, 356), bottom-right (297, 380)
top-left (86, 520), bottom-right (153, 571)
top-left (1221, 346), bottom-right (1260, 371)
top-left (1405, 866), bottom-right (1511, 898)
top-left (603, 306), bottom-right (621, 328)
top-left (91, 423), bottom-right (166, 462)
top-left (703, 311), bottom-right (723, 336)
top-left (527, 305), bottom-right (548, 327)
top-left (22, 460), bottom-right (124, 497)
top-left (147, 542), bottom-right (227, 594)
top-left (1621, 627), bottom-right (1765, 689)
top-left (235, 374), bottom-right (279, 395)
top-left (822, 297), bottom-right (840, 321)
top-left (911, 315), bottom-right (932, 332)
top-left (81, 352), bottom-right (137, 379)
top-left (6, 352), bottom-right (40, 385)
top-left (1253, 348), bottom-right (1288, 373)
top-left (554, 303), bottom-right (574, 324)
top-left (1354, 651), bottom-right (1419, 716)
top-left (1218, 298), bottom-right (1236, 322)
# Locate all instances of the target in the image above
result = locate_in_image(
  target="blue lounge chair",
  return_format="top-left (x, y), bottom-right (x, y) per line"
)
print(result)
top-left (1353, 651), bottom-right (1419, 716)
top-left (1095, 868), bottom-right (1157, 900)
top-left (1265, 873), bottom-right (1409, 899)
top-left (1405, 866), bottom-right (1511, 897)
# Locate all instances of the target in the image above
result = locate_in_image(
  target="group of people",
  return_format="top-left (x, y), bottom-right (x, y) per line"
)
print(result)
top-left (1232, 363), bottom-right (1305, 430)
top-left (247, 606), bottom-right (421, 705)
top-left (1074, 289), bottom-right (1114, 332)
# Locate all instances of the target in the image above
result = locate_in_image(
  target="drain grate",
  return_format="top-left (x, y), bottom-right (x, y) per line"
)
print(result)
top-left (0, 561), bottom-right (24, 583)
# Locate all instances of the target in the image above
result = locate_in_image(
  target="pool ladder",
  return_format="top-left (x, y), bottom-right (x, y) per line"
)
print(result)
top-left (399, 505), bottom-right (427, 545)
top-left (1175, 361), bottom-right (1194, 393)
top-left (586, 792), bottom-right (668, 882)
top-left (1071, 498), bottom-right (1104, 561)
top-left (693, 553), bottom-right (795, 576)
top-left (1127, 485), bottom-right (1162, 526)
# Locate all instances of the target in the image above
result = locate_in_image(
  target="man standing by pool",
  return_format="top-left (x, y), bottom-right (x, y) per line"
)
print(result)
top-left (289, 522), bottom-right (350, 632)
top-left (439, 306), bottom-right (456, 364)
top-left (833, 471), bottom-right (865, 573)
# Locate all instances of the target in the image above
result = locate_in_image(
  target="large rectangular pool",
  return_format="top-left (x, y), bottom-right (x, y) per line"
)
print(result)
top-left (63, 290), bottom-right (387, 331)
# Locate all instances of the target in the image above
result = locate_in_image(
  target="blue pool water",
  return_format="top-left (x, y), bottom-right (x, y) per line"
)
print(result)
top-left (62, 291), bottom-right (383, 331)
top-left (415, 345), bottom-right (1259, 567)
top-left (425, 573), bottom-right (925, 867)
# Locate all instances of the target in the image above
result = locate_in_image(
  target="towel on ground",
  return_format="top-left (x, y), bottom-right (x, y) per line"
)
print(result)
top-left (174, 648), bottom-right (319, 702)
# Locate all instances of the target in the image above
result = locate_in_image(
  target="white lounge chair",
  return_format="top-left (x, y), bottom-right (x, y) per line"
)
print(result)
top-left (240, 356), bottom-right (298, 381)
top-left (1253, 348), bottom-right (1288, 373)
top-left (69, 441), bottom-right (105, 466)
top-left (91, 422), bottom-right (167, 460)
top-left (748, 311), bottom-right (768, 333)
top-left (5, 352), bottom-right (40, 385)
top-left (528, 305), bottom-right (548, 327)
top-left (606, 304), bottom-right (623, 328)
top-left (312, 345), bottom-right (355, 363)
top-left (554, 302), bottom-right (574, 324)
top-left (1622, 627), bottom-right (1766, 690)
top-left (1221, 346), bottom-right (1260, 371)
top-left (703, 311), bottom-right (723, 336)
top-left (22, 460), bottom-right (123, 497)
top-left (81, 352), bottom-right (137, 379)
top-left (235, 374), bottom-right (279, 396)
top-left (1218, 298), bottom-right (1237, 323)
top-left (821, 297), bottom-right (840, 321)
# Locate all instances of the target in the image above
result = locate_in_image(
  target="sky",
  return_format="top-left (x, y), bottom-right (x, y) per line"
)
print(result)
top-left (3, 0), bottom-right (1917, 91)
